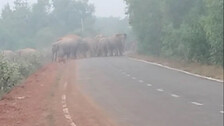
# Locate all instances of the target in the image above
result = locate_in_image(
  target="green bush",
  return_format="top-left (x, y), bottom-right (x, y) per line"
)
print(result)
top-left (16, 54), bottom-right (43, 78)
top-left (0, 55), bottom-right (21, 93)
top-left (0, 53), bottom-right (46, 98)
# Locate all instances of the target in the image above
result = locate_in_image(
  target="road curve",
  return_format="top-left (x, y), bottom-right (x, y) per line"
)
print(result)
top-left (75, 57), bottom-right (223, 126)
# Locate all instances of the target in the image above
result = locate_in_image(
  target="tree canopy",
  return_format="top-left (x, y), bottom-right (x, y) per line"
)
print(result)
top-left (125, 0), bottom-right (223, 65)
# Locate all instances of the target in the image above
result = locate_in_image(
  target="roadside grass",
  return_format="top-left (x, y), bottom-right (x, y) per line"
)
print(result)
top-left (128, 53), bottom-right (223, 81)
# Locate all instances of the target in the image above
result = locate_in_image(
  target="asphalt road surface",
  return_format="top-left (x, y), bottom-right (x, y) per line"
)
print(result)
top-left (75, 57), bottom-right (223, 126)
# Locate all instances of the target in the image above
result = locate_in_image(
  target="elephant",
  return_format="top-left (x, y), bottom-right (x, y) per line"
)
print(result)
top-left (82, 35), bottom-right (105, 57)
top-left (95, 34), bottom-right (104, 40)
top-left (94, 35), bottom-right (105, 56)
top-left (52, 34), bottom-right (83, 62)
top-left (108, 33), bottom-right (127, 56)
top-left (77, 40), bottom-right (90, 58)
top-left (52, 41), bottom-right (60, 61)
top-left (1, 50), bottom-right (16, 61)
top-left (97, 37), bottom-right (111, 57)
top-left (81, 38), bottom-right (95, 57)
top-left (17, 48), bottom-right (38, 57)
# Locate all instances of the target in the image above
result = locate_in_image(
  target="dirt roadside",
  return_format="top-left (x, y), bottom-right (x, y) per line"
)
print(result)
top-left (0, 61), bottom-right (118, 126)
top-left (128, 53), bottom-right (223, 81)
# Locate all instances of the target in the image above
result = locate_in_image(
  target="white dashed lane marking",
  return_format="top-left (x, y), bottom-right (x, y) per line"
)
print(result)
top-left (63, 108), bottom-right (69, 114)
top-left (126, 74), bottom-right (131, 77)
top-left (157, 89), bottom-right (164, 92)
top-left (191, 102), bottom-right (204, 106)
top-left (62, 95), bottom-right (66, 100)
top-left (61, 82), bottom-right (77, 126)
top-left (138, 80), bottom-right (144, 83)
top-left (120, 70), bottom-right (222, 114)
top-left (62, 94), bottom-right (77, 126)
top-left (71, 123), bottom-right (76, 126)
top-left (62, 104), bottom-right (67, 108)
top-left (147, 84), bottom-right (152, 87)
top-left (171, 94), bottom-right (180, 98)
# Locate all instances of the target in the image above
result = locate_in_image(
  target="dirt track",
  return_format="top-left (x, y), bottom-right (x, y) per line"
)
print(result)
top-left (0, 61), bottom-right (118, 126)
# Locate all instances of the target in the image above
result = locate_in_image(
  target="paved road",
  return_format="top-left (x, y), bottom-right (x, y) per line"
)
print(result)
top-left (75, 57), bottom-right (223, 126)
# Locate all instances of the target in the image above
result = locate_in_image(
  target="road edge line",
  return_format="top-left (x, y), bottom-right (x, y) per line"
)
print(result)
top-left (129, 57), bottom-right (223, 83)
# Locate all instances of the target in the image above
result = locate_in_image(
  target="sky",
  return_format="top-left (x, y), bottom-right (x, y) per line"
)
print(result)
top-left (0, 0), bottom-right (127, 18)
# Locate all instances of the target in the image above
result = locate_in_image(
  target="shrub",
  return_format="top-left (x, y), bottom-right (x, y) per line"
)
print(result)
top-left (0, 55), bottom-right (21, 93)
top-left (0, 52), bottom-right (47, 98)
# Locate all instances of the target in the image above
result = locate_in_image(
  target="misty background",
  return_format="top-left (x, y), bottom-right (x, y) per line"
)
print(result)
top-left (0, 0), bottom-right (223, 65)
top-left (0, 0), bottom-right (127, 17)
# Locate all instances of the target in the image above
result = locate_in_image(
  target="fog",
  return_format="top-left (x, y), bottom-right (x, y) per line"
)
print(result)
top-left (0, 0), bottom-right (223, 65)
top-left (0, 1), bottom-right (223, 126)
top-left (0, 0), bottom-right (126, 18)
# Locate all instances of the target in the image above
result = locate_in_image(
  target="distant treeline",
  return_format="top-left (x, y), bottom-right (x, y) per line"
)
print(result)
top-left (0, 0), bottom-right (131, 50)
top-left (125, 0), bottom-right (223, 65)
top-left (0, 0), bottom-right (95, 50)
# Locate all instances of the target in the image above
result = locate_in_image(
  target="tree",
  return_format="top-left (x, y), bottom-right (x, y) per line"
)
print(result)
top-left (202, 0), bottom-right (223, 65)
top-left (0, 0), bottom-right (95, 50)
top-left (51, 0), bottom-right (95, 35)
top-left (124, 0), bottom-right (223, 65)
top-left (30, 0), bottom-right (50, 32)
top-left (125, 0), bottom-right (163, 55)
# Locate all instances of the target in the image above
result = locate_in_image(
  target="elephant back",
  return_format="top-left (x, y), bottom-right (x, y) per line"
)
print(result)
top-left (56, 35), bottom-right (82, 52)
top-left (17, 48), bottom-right (38, 57)
top-left (1, 50), bottom-right (16, 61)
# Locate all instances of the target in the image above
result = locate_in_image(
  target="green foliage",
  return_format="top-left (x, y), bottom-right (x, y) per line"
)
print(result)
top-left (0, 55), bottom-right (20, 93)
top-left (202, 0), bottom-right (223, 65)
top-left (0, 53), bottom-right (46, 97)
top-left (125, 0), bottom-right (163, 55)
top-left (125, 0), bottom-right (223, 65)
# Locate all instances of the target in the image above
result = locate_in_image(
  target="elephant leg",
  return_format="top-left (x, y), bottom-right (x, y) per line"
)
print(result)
top-left (52, 53), bottom-right (54, 62)
top-left (97, 49), bottom-right (100, 57)
top-left (118, 49), bottom-right (121, 56)
top-left (117, 47), bottom-right (122, 56)
top-left (84, 52), bottom-right (87, 58)
top-left (52, 52), bottom-right (56, 62)
top-left (99, 48), bottom-right (103, 57)
top-left (112, 49), bottom-right (115, 56)
top-left (54, 52), bottom-right (57, 62)
top-left (114, 49), bottom-right (118, 56)
top-left (55, 52), bottom-right (58, 61)
top-left (120, 48), bottom-right (124, 56)
top-left (120, 50), bottom-right (124, 56)
top-left (103, 49), bottom-right (106, 57)
top-left (74, 51), bottom-right (77, 59)
top-left (109, 49), bottom-right (113, 56)
top-left (52, 55), bottom-right (54, 62)
top-left (93, 49), bottom-right (97, 57)
top-left (66, 53), bottom-right (69, 60)
top-left (105, 48), bottom-right (108, 57)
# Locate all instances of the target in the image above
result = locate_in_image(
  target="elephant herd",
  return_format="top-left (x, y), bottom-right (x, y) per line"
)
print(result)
top-left (52, 33), bottom-right (127, 62)
top-left (1, 48), bottom-right (38, 61)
